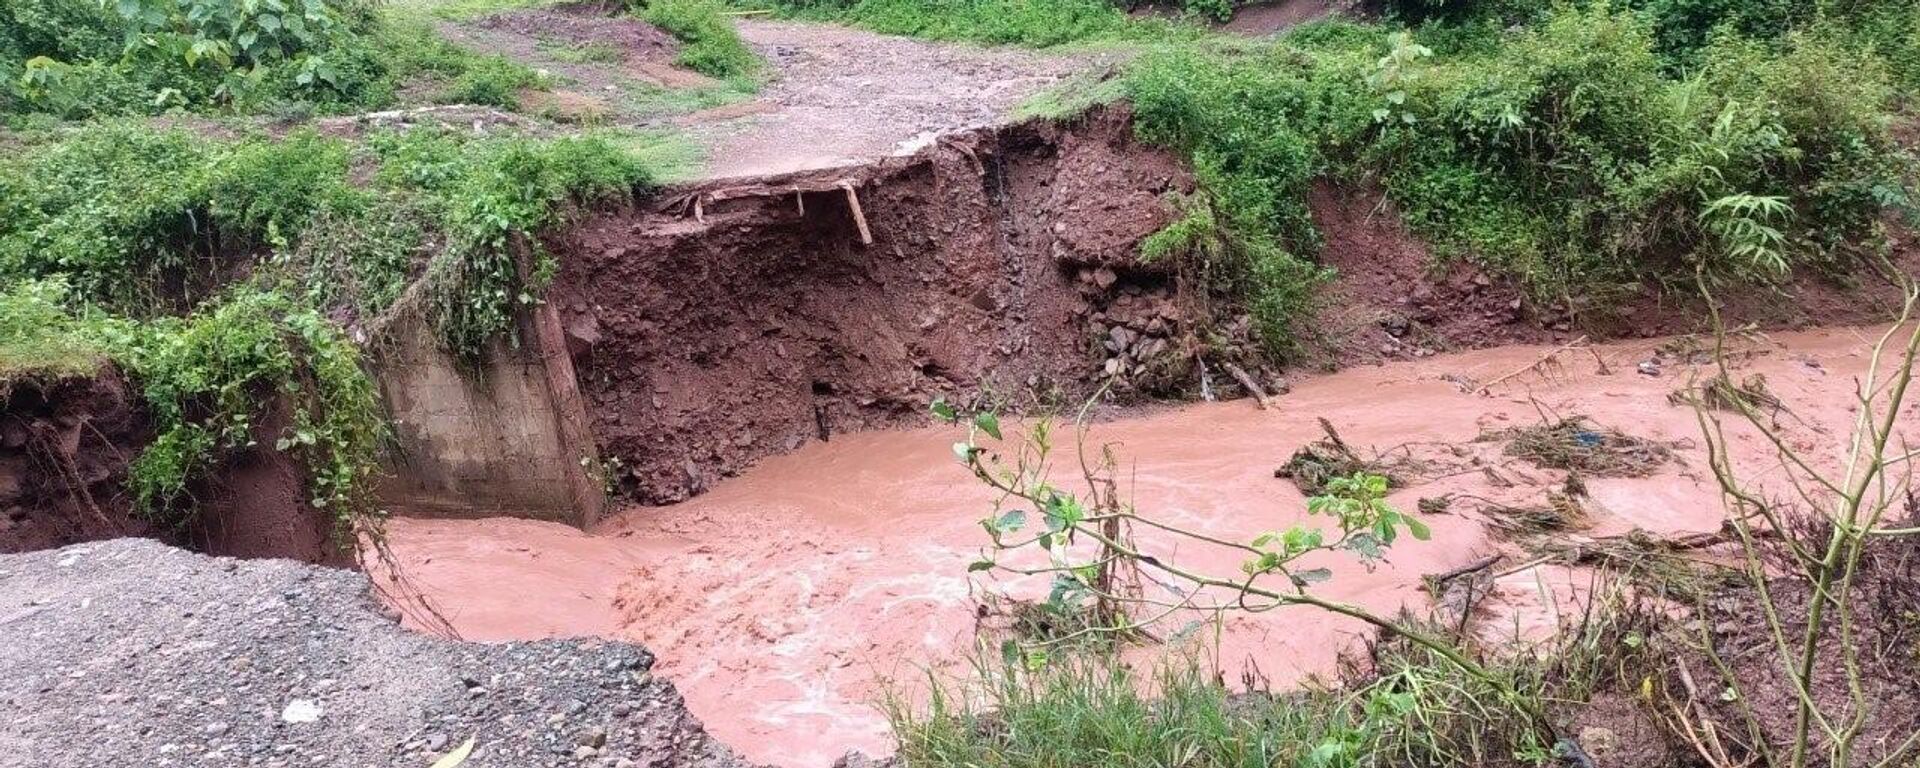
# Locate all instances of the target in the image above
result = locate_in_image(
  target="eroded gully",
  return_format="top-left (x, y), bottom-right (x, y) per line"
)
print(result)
top-left (376, 324), bottom-right (1914, 766)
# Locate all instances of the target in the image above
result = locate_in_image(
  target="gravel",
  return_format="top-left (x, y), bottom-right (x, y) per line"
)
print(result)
top-left (0, 539), bottom-right (758, 768)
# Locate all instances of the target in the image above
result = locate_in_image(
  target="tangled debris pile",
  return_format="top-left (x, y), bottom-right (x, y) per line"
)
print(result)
top-left (1488, 416), bottom-right (1679, 478)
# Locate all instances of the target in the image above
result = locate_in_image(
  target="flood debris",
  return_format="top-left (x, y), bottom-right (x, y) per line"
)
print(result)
top-left (1275, 418), bottom-right (1404, 495)
top-left (1485, 416), bottom-right (1677, 477)
top-left (1668, 372), bottom-right (1784, 415)
top-left (1437, 475), bottom-right (1595, 540)
top-left (1471, 335), bottom-right (1590, 395)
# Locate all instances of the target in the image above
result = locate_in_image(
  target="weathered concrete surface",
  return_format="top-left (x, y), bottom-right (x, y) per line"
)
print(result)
top-left (371, 315), bottom-right (597, 526)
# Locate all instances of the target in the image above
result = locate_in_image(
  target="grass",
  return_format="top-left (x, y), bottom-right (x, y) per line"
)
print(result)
top-left (890, 594), bottom-right (1658, 768)
top-left (541, 40), bottom-right (629, 64)
top-left (623, 78), bottom-right (757, 119)
top-left (765, 0), bottom-right (1205, 48)
top-left (638, 0), bottom-right (761, 79)
top-left (384, 0), bottom-right (561, 22)
top-left (0, 279), bottom-right (107, 382)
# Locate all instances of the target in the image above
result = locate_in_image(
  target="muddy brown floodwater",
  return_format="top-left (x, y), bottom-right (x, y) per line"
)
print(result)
top-left (378, 324), bottom-right (1915, 767)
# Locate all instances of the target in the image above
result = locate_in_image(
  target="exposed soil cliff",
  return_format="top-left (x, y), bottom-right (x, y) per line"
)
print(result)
top-left (0, 371), bottom-right (337, 562)
top-left (548, 109), bottom-right (1199, 503)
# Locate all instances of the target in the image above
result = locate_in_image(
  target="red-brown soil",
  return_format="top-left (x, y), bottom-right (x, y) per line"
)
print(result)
top-left (1307, 182), bottom-right (1920, 368)
top-left (0, 370), bottom-right (340, 563)
top-left (0, 372), bottom-right (156, 553)
top-left (547, 108), bottom-right (1196, 503)
top-left (1688, 524), bottom-right (1920, 766)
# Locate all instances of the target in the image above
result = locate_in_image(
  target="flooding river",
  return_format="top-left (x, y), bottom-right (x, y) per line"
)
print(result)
top-left (378, 324), bottom-right (1909, 766)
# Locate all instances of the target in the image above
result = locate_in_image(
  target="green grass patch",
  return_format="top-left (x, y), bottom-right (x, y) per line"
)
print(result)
top-left (769, 0), bottom-right (1203, 47)
top-left (541, 40), bottom-right (629, 64)
top-left (638, 0), bottom-right (762, 79)
top-left (0, 278), bottom-right (107, 382)
top-left (384, 0), bottom-right (560, 22)
top-left (891, 602), bottom-right (1654, 768)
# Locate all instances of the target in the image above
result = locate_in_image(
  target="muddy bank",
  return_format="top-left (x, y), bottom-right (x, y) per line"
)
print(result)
top-left (0, 373), bottom-right (156, 553)
top-left (1307, 181), bottom-right (1920, 368)
top-left (0, 370), bottom-right (338, 562)
top-left (380, 324), bottom-right (1916, 766)
top-left (547, 110), bottom-right (1197, 504)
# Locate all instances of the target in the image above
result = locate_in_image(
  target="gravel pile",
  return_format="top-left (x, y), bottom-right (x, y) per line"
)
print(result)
top-left (0, 539), bottom-right (757, 768)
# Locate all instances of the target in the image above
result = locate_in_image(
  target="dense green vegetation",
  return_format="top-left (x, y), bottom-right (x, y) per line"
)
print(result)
top-left (783, 0), bottom-right (1918, 353)
top-left (0, 118), bottom-right (656, 536)
top-left (0, 0), bottom-right (543, 122)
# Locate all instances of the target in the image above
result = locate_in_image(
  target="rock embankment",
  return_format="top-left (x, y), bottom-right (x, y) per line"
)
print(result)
top-left (0, 539), bottom-right (753, 768)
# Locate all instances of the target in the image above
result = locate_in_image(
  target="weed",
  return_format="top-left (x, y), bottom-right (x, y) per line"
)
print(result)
top-left (443, 54), bottom-right (546, 108)
top-left (636, 0), bottom-right (760, 79)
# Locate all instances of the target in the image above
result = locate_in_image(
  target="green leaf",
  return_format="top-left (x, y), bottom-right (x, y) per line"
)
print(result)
top-left (967, 559), bottom-right (995, 573)
top-left (994, 510), bottom-right (1027, 533)
top-left (929, 399), bottom-right (956, 422)
top-left (1405, 516), bottom-right (1431, 541)
top-left (973, 412), bottom-right (1002, 441)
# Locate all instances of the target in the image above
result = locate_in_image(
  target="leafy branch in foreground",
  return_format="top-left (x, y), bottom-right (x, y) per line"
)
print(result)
top-left (930, 398), bottom-right (1571, 756)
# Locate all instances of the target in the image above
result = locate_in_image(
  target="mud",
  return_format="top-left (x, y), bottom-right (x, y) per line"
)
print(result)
top-left (0, 373), bottom-right (155, 553)
top-left (0, 370), bottom-right (341, 563)
top-left (380, 323), bottom-right (1916, 767)
top-left (1694, 524), bottom-right (1920, 765)
top-left (547, 109), bottom-right (1195, 504)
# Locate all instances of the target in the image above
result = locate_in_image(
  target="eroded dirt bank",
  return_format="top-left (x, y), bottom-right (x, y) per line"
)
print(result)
top-left (0, 371), bottom-right (341, 562)
top-left (380, 323), bottom-right (1917, 767)
top-left (546, 110), bottom-right (1200, 504)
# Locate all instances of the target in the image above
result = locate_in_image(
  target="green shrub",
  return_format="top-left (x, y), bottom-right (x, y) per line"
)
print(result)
top-left (0, 0), bottom-right (400, 119)
top-left (444, 54), bottom-right (544, 107)
top-left (402, 133), bottom-right (653, 358)
top-left (210, 131), bottom-right (361, 248)
top-left (1367, 5), bottom-right (1906, 295)
top-left (116, 287), bottom-right (385, 537)
top-left (0, 124), bottom-right (216, 305)
top-left (1123, 35), bottom-right (1371, 352)
top-left (638, 0), bottom-right (760, 79)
